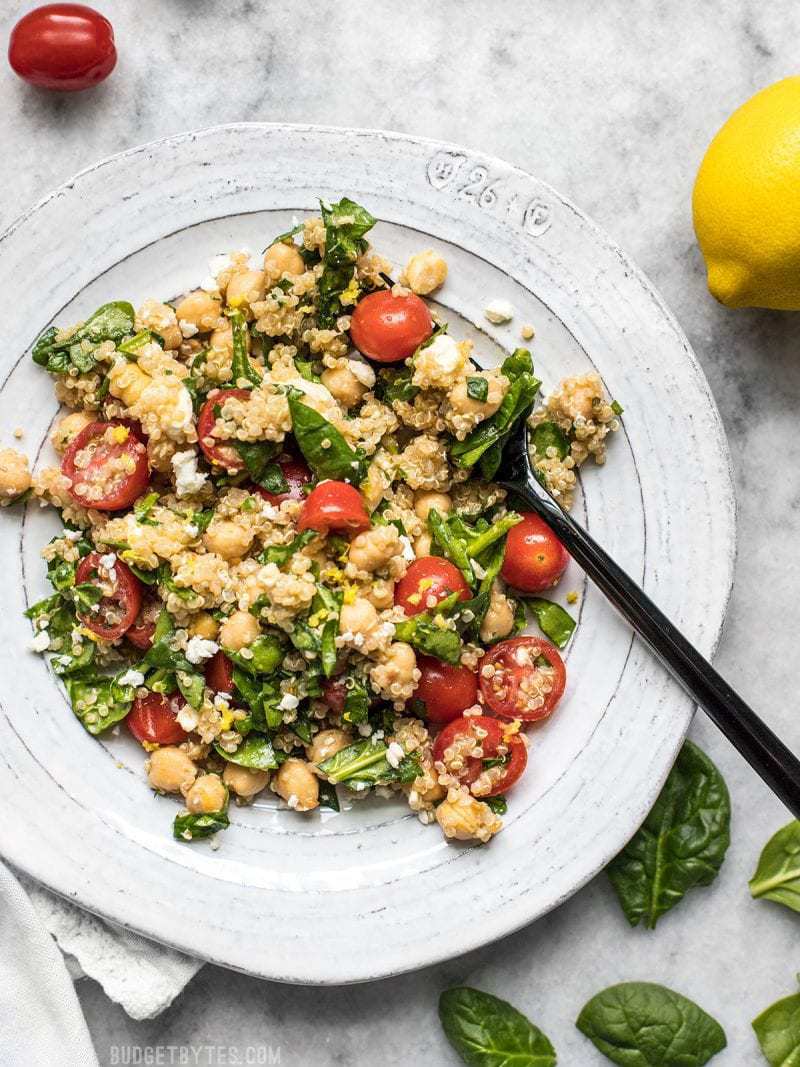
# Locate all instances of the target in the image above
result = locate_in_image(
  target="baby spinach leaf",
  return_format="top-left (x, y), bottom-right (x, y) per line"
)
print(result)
top-left (465, 513), bottom-right (522, 559)
top-left (318, 780), bottom-right (340, 811)
top-left (318, 738), bottom-right (393, 786)
top-left (176, 669), bottom-right (205, 710)
top-left (224, 634), bottom-right (283, 677)
top-left (466, 376), bottom-right (489, 403)
top-left (484, 795), bottom-right (507, 816)
top-left (318, 197), bottom-right (376, 327)
top-left (606, 740), bottom-right (730, 929)
top-left (259, 529), bottom-right (317, 567)
top-left (75, 301), bottom-right (136, 345)
top-left (428, 508), bottom-right (474, 586)
top-left (752, 978), bottom-right (800, 1066)
top-left (438, 986), bottom-right (556, 1067)
top-left (530, 421), bottom-right (570, 461)
top-left (52, 640), bottom-right (95, 677)
top-left (232, 439), bottom-right (282, 483)
top-left (576, 982), bottom-right (726, 1066)
top-left (215, 734), bottom-right (279, 771)
top-left (173, 810), bottom-right (229, 841)
top-left (378, 366), bottom-right (419, 405)
top-left (287, 389), bottom-right (367, 483)
top-left (227, 308), bottom-right (261, 386)
top-left (32, 302), bottom-right (136, 374)
top-left (394, 591), bottom-right (463, 665)
top-left (65, 673), bottom-right (136, 735)
top-left (523, 598), bottom-right (576, 649)
top-left (117, 329), bottom-right (152, 356)
top-left (749, 820), bottom-right (800, 914)
top-left (339, 674), bottom-right (370, 726)
top-left (134, 491), bottom-right (160, 525)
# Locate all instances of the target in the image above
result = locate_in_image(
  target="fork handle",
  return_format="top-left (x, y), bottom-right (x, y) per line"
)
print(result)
top-left (505, 476), bottom-right (800, 817)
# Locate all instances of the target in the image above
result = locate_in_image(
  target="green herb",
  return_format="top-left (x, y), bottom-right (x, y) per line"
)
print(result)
top-left (51, 639), bottom-right (96, 676)
top-left (318, 780), bottom-right (340, 811)
top-left (465, 513), bottom-right (522, 559)
top-left (341, 675), bottom-right (371, 726)
top-left (287, 389), bottom-right (367, 483)
top-left (259, 529), bottom-right (317, 567)
top-left (192, 508), bottom-right (215, 536)
top-left (752, 977), bottom-right (800, 1066)
top-left (611, 399), bottom-right (624, 416)
top-left (394, 591), bottom-right (463, 665)
top-left (576, 982), bottom-right (726, 1066)
top-left (133, 491), bottom-right (160, 525)
top-left (466, 376), bottom-right (489, 403)
top-left (232, 439), bottom-right (282, 484)
top-left (257, 463), bottom-right (289, 496)
top-left (428, 508), bottom-right (474, 586)
top-left (378, 366), bottom-right (419, 405)
top-left (227, 308), bottom-right (261, 386)
top-left (118, 329), bottom-right (152, 356)
top-left (293, 356), bottom-right (321, 383)
top-left (317, 738), bottom-right (394, 787)
top-left (32, 301), bottom-right (136, 375)
top-left (173, 810), bottom-right (229, 841)
top-left (523, 598), bottom-right (576, 649)
top-left (140, 612), bottom-right (206, 708)
top-left (224, 634), bottom-right (283, 677)
top-left (214, 734), bottom-right (279, 771)
top-left (749, 820), bottom-right (800, 913)
top-left (530, 421), bottom-right (570, 461)
top-left (606, 740), bottom-right (730, 929)
top-left (438, 987), bottom-right (556, 1067)
top-left (484, 795), bottom-right (507, 815)
top-left (317, 197), bottom-right (376, 327)
top-left (65, 672), bottom-right (136, 735)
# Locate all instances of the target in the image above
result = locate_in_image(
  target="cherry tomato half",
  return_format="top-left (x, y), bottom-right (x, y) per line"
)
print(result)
top-left (61, 420), bottom-right (150, 511)
top-left (322, 676), bottom-right (347, 714)
top-left (432, 714), bottom-right (527, 796)
top-left (298, 481), bottom-right (371, 534)
top-left (126, 593), bottom-right (161, 650)
top-left (197, 389), bottom-right (250, 471)
top-left (415, 657), bottom-right (478, 725)
top-left (394, 556), bottom-right (471, 617)
top-left (349, 290), bottom-right (433, 363)
top-left (252, 452), bottom-right (312, 506)
top-left (9, 4), bottom-right (116, 92)
top-left (127, 692), bottom-right (188, 746)
top-left (205, 651), bottom-right (234, 695)
top-left (75, 551), bottom-right (142, 641)
top-left (501, 513), bottom-right (569, 593)
top-left (478, 636), bottom-right (566, 721)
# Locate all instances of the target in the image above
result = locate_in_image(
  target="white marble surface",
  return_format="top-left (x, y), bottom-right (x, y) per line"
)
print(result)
top-left (2, 0), bottom-right (799, 1063)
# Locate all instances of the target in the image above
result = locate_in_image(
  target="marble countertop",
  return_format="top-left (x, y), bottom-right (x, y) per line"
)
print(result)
top-left (3, 0), bottom-right (799, 1063)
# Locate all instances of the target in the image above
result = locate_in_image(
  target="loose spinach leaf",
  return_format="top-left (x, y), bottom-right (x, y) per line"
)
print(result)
top-left (318, 197), bottom-right (376, 327)
top-left (530, 421), bottom-right (570, 461)
top-left (176, 669), bottom-right (205, 710)
top-left (523, 598), bottom-right (576, 649)
top-left (439, 987), bottom-right (556, 1067)
top-left (317, 738), bottom-right (394, 786)
top-left (752, 978), bottom-right (800, 1066)
top-left (173, 810), bottom-right (229, 841)
top-left (318, 780), bottom-right (340, 812)
top-left (450, 349), bottom-right (541, 479)
top-left (576, 982), bottom-right (726, 1066)
top-left (394, 591), bottom-right (463, 665)
top-left (466, 376), bottom-right (489, 403)
top-left (749, 820), bottom-right (800, 914)
top-left (259, 529), bottom-right (317, 567)
top-left (52, 640), bottom-right (96, 677)
top-left (223, 634), bottom-right (283, 677)
top-left (65, 673), bottom-right (136, 735)
top-left (287, 389), bottom-right (367, 483)
top-left (606, 740), bottom-right (730, 929)
top-left (214, 734), bottom-right (279, 771)
top-left (227, 308), bottom-right (261, 386)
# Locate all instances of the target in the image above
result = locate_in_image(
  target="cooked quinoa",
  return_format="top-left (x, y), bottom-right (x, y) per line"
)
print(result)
top-left (6, 196), bottom-right (620, 846)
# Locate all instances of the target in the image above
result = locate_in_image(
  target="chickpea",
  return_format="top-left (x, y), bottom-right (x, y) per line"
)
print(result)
top-left (50, 412), bottom-right (93, 453)
top-left (413, 490), bottom-right (452, 522)
top-left (189, 611), bottom-right (219, 641)
top-left (109, 360), bottom-right (149, 407)
top-left (307, 728), bottom-right (352, 767)
top-left (435, 791), bottom-right (501, 843)
top-left (219, 610), bottom-right (261, 651)
top-left (369, 641), bottom-right (418, 702)
top-left (479, 581), bottom-right (515, 643)
top-left (263, 241), bottom-right (305, 277)
top-left (147, 747), bottom-right (197, 794)
top-left (174, 290), bottom-right (222, 333)
top-left (414, 532), bottom-right (432, 558)
top-left (225, 269), bottom-right (266, 311)
top-left (448, 371), bottom-right (506, 419)
top-left (320, 364), bottom-right (368, 409)
top-left (185, 773), bottom-right (227, 814)
top-left (403, 249), bottom-right (448, 295)
top-left (223, 763), bottom-right (270, 798)
top-left (273, 758), bottom-right (319, 811)
top-left (362, 578), bottom-right (394, 611)
top-left (137, 299), bottom-right (181, 350)
top-left (209, 321), bottom-right (233, 357)
top-left (203, 520), bottom-right (254, 561)
top-left (159, 323), bottom-right (183, 350)
top-left (0, 448), bottom-right (31, 502)
top-left (339, 597), bottom-right (378, 637)
top-left (348, 525), bottom-right (401, 573)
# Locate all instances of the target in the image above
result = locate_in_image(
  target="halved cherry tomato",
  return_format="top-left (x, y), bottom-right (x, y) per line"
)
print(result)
top-left (75, 551), bottom-right (142, 641)
top-left (61, 421), bottom-right (149, 511)
top-left (478, 636), bottom-right (566, 721)
top-left (394, 556), bottom-right (471, 617)
top-left (322, 677), bottom-right (347, 714)
top-left (501, 513), bottom-right (569, 593)
top-left (349, 290), bottom-right (433, 363)
top-left (9, 4), bottom-right (117, 92)
top-left (252, 452), bottom-right (312, 506)
top-left (298, 481), bottom-right (370, 534)
top-left (126, 593), bottom-right (161, 650)
top-left (205, 650), bottom-right (235, 695)
top-left (415, 657), bottom-right (478, 725)
top-left (197, 388), bottom-right (250, 471)
top-left (432, 714), bottom-right (527, 796)
top-left (127, 692), bottom-right (188, 746)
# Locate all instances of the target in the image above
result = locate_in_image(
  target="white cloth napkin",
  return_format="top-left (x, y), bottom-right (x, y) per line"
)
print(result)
top-left (3, 862), bottom-right (203, 1025)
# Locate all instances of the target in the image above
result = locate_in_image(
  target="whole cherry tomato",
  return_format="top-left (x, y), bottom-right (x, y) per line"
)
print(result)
top-left (501, 513), bottom-right (569, 593)
top-left (414, 657), bottom-right (478, 724)
top-left (350, 290), bottom-right (433, 363)
top-left (9, 4), bottom-right (116, 92)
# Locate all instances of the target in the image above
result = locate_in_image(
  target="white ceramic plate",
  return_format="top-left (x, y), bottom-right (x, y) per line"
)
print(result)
top-left (0, 125), bottom-right (735, 983)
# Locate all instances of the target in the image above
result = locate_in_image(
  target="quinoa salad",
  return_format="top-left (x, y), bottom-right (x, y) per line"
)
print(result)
top-left (1, 197), bottom-right (621, 846)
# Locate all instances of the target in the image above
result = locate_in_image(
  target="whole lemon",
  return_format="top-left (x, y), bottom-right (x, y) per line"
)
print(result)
top-left (693, 76), bottom-right (800, 310)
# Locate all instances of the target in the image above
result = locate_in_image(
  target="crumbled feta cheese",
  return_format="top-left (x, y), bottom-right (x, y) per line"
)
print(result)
top-left (118, 669), bottom-right (145, 688)
top-left (208, 253), bottom-right (233, 276)
top-left (471, 560), bottom-right (487, 580)
top-left (386, 741), bottom-right (405, 768)
top-left (200, 276), bottom-right (219, 293)
top-left (278, 692), bottom-right (300, 711)
top-left (398, 535), bottom-right (415, 562)
top-left (358, 723), bottom-right (373, 737)
top-left (179, 318), bottom-right (199, 338)
top-left (98, 552), bottom-right (117, 570)
top-left (185, 636), bottom-right (219, 664)
top-left (63, 529), bottom-right (83, 542)
top-left (213, 693), bottom-right (232, 710)
top-left (484, 299), bottom-right (514, 324)
top-left (348, 358), bottom-right (376, 388)
top-left (29, 630), bottom-right (50, 653)
top-left (171, 449), bottom-right (208, 498)
top-left (185, 524), bottom-right (199, 538)
top-left (177, 705), bottom-right (199, 732)
top-left (413, 334), bottom-right (466, 390)
top-left (287, 793), bottom-right (299, 810)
